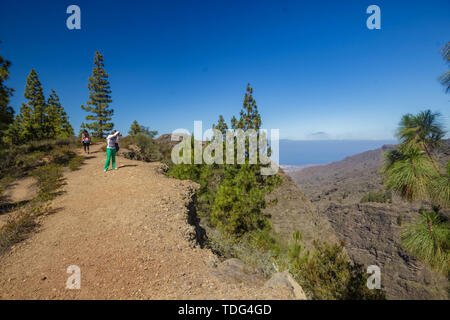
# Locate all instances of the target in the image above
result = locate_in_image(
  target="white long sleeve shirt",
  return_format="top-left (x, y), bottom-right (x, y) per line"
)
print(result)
top-left (106, 131), bottom-right (120, 149)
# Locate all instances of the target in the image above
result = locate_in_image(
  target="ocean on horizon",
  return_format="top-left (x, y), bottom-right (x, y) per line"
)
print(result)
top-left (278, 139), bottom-right (397, 166)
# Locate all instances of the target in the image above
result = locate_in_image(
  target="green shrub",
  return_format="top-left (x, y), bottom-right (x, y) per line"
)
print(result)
top-left (14, 150), bottom-right (46, 169)
top-left (207, 228), bottom-right (286, 277)
top-left (0, 138), bottom-right (78, 178)
top-left (169, 162), bottom-right (224, 221)
top-left (169, 160), bottom-right (281, 238)
top-left (89, 136), bottom-right (104, 144)
top-left (131, 133), bottom-right (162, 162)
top-left (0, 176), bottom-right (14, 201)
top-left (31, 164), bottom-right (64, 201)
top-left (211, 164), bottom-right (281, 236)
top-left (360, 190), bottom-right (392, 203)
top-left (50, 145), bottom-right (76, 165)
top-left (117, 135), bottom-right (132, 150)
top-left (22, 138), bottom-right (75, 153)
top-left (68, 155), bottom-right (85, 171)
top-left (289, 238), bottom-right (386, 300)
top-left (0, 198), bottom-right (53, 256)
top-left (0, 210), bottom-right (36, 255)
top-left (0, 185), bottom-right (4, 204)
top-left (0, 138), bottom-right (78, 257)
top-left (288, 231), bottom-right (308, 268)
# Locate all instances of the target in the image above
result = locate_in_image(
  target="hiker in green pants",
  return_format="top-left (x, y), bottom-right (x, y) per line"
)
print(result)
top-left (104, 130), bottom-right (121, 172)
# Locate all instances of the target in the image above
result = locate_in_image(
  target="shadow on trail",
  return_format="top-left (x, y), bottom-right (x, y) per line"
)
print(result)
top-left (45, 206), bottom-right (64, 216)
top-left (118, 164), bottom-right (138, 169)
top-left (0, 199), bottom-right (32, 215)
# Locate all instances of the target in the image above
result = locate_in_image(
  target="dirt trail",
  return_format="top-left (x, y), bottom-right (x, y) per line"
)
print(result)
top-left (3, 177), bottom-right (37, 204)
top-left (0, 177), bottom-right (37, 229)
top-left (0, 144), bottom-right (289, 299)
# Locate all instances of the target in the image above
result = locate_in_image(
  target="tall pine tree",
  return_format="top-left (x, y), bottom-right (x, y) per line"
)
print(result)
top-left (129, 120), bottom-right (143, 136)
top-left (9, 69), bottom-right (47, 143)
top-left (231, 83), bottom-right (261, 130)
top-left (46, 89), bottom-right (74, 138)
top-left (128, 120), bottom-right (157, 137)
top-left (81, 51), bottom-right (114, 138)
top-left (0, 52), bottom-right (14, 140)
top-left (212, 115), bottom-right (228, 136)
top-left (78, 122), bottom-right (89, 137)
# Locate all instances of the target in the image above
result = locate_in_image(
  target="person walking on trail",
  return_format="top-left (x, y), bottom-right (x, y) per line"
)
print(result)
top-left (81, 129), bottom-right (91, 154)
top-left (104, 130), bottom-right (121, 172)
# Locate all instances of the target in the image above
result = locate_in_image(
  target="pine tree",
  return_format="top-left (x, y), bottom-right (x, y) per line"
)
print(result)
top-left (211, 163), bottom-right (269, 236)
top-left (7, 116), bottom-right (22, 145)
top-left (78, 122), bottom-right (89, 137)
top-left (129, 120), bottom-right (140, 136)
top-left (81, 51), bottom-right (114, 138)
top-left (213, 115), bottom-right (228, 136)
top-left (128, 120), bottom-right (157, 137)
top-left (60, 112), bottom-right (74, 137)
top-left (46, 89), bottom-right (74, 138)
top-left (231, 83), bottom-right (262, 130)
top-left (9, 69), bottom-right (47, 143)
top-left (230, 84), bottom-right (264, 164)
top-left (0, 52), bottom-right (14, 140)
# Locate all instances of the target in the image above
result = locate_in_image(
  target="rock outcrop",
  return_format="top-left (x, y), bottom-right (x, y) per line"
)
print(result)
top-left (264, 171), bottom-right (337, 250)
top-left (265, 271), bottom-right (307, 300)
top-left (211, 258), bottom-right (307, 300)
top-left (324, 202), bottom-right (448, 299)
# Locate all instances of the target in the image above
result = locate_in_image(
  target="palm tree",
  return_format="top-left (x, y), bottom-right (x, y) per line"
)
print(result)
top-left (396, 110), bottom-right (445, 173)
top-left (429, 161), bottom-right (450, 208)
top-left (383, 110), bottom-right (449, 276)
top-left (439, 41), bottom-right (449, 94)
top-left (401, 210), bottom-right (449, 276)
top-left (382, 144), bottom-right (437, 202)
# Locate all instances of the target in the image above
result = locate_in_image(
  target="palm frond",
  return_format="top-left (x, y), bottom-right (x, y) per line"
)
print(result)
top-left (383, 145), bottom-right (437, 201)
top-left (439, 70), bottom-right (450, 94)
top-left (396, 110), bottom-right (446, 148)
top-left (429, 161), bottom-right (450, 208)
top-left (402, 210), bottom-right (450, 275)
top-left (440, 41), bottom-right (450, 93)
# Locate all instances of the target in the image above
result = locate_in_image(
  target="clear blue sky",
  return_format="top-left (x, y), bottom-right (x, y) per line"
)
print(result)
top-left (1, 0), bottom-right (449, 140)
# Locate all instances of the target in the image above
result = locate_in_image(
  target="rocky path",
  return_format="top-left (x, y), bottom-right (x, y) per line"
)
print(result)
top-left (0, 144), bottom-right (291, 299)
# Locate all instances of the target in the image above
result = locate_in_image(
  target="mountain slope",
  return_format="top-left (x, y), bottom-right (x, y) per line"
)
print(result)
top-left (264, 171), bottom-right (337, 250)
top-left (288, 141), bottom-right (450, 299)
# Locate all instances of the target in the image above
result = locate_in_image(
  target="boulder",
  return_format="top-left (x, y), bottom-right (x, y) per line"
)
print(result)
top-left (264, 271), bottom-right (307, 300)
top-left (212, 258), bottom-right (262, 284)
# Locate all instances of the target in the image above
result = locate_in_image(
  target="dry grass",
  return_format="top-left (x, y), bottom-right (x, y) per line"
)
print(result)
top-left (68, 155), bottom-right (85, 171)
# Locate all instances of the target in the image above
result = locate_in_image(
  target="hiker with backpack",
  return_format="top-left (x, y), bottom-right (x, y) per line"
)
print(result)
top-left (104, 130), bottom-right (121, 172)
top-left (81, 129), bottom-right (91, 154)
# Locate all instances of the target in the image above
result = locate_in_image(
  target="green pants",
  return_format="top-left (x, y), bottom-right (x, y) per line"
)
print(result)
top-left (104, 148), bottom-right (116, 170)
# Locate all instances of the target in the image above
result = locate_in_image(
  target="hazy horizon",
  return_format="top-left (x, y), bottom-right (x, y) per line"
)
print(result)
top-left (279, 139), bottom-right (397, 166)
